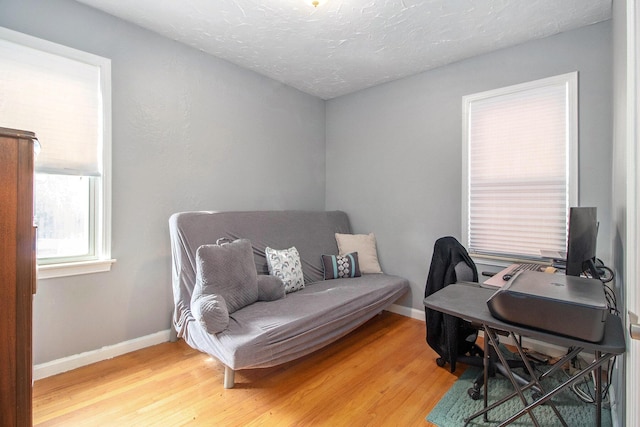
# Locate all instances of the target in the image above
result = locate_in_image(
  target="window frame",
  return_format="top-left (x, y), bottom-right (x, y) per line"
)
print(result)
top-left (461, 72), bottom-right (579, 264)
top-left (0, 26), bottom-right (114, 279)
top-left (35, 174), bottom-right (98, 265)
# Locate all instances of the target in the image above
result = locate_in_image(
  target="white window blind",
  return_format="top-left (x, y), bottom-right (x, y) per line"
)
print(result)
top-left (463, 73), bottom-right (578, 260)
top-left (0, 26), bottom-right (113, 278)
top-left (0, 37), bottom-right (102, 176)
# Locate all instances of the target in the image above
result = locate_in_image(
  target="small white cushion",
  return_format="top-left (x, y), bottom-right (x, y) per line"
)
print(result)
top-left (335, 232), bottom-right (383, 274)
top-left (265, 246), bottom-right (305, 293)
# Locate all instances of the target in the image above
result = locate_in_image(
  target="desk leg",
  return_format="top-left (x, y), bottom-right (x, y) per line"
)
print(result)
top-left (483, 332), bottom-right (489, 422)
top-left (595, 350), bottom-right (602, 427)
top-left (500, 353), bottom-right (614, 426)
top-left (537, 347), bottom-right (583, 381)
top-left (464, 327), bottom-right (542, 426)
top-left (484, 328), bottom-right (542, 427)
top-left (510, 332), bottom-right (567, 426)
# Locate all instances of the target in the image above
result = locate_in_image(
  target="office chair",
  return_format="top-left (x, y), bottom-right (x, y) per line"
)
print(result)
top-left (424, 236), bottom-right (481, 372)
top-left (424, 236), bottom-right (531, 400)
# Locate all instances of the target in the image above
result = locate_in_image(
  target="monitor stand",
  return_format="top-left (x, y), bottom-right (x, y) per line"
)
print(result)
top-left (584, 258), bottom-right (601, 281)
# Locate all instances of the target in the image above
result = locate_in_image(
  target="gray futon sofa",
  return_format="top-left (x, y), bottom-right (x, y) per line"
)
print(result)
top-left (169, 210), bottom-right (409, 388)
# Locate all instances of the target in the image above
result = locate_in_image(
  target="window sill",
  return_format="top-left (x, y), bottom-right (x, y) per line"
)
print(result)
top-left (37, 259), bottom-right (116, 280)
top-left (470, 254), bottom-right (554, 273)
top-left (471, 254), bottom-right (524, 268)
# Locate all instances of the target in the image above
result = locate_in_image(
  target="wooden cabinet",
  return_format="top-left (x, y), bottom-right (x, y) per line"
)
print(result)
top-left (0, 127), bottom-right (37, 427)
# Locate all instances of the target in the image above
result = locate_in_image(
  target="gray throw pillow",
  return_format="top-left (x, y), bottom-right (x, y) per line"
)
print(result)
top-left (257, 275), bottom-right (286, 301)
top-left (195, 238), bottom-right (259, 313)
top-left (191, 293), bottom-right (229, 334)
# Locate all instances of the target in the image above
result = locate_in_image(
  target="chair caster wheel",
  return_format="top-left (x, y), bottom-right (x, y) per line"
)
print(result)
top-left (468, 387), bottom-right (481, 400)
top-left (436, 358), bottom-right (446, 367)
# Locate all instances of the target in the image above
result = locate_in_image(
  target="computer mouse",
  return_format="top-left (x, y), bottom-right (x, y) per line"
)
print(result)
top-left (502, 273), bottom-right (513, 281)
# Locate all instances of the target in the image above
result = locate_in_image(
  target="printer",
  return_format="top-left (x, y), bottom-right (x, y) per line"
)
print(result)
top-left (487, 270), bottom-right (608, 342)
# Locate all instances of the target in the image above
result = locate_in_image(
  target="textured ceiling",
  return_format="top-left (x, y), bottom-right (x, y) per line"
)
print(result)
top-left (74, 0), bottom-right (611, 99)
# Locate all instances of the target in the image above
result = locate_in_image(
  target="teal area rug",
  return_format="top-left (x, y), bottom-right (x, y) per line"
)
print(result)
top-left (427, 366), bottom-right (612, 426)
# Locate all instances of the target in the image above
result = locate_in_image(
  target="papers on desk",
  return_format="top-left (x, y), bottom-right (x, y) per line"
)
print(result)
top-left (482, 270), bottom-right (509, 288)
top-left (481, 263), bottom-right (524, 288)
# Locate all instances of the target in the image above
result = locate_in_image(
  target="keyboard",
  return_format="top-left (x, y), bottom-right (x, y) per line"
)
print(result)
top-left (510, 263), bottom-right (543, 274)
top-left (481, 263), bottom-right (544, 288)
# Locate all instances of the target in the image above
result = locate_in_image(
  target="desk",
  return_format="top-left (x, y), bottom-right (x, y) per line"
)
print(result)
top-left (424, 283), bottom-right (625, 427)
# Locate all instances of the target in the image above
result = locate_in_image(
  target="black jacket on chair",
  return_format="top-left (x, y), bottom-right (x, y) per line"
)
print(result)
top-left (424, 236), bottom-right (478, 372)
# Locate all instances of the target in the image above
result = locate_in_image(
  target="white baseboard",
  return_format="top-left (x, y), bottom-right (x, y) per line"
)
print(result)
top-left (386, 303), bottom-right (425, 321)
top-left (33, 329), bottom-right (171, 380)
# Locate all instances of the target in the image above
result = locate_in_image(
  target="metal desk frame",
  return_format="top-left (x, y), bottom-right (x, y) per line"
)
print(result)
top-left (423, 283), bottom-right (626, 427)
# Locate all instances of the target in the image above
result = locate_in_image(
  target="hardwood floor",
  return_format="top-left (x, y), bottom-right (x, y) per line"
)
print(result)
top-left (33, 312), bottom-right (466, 426)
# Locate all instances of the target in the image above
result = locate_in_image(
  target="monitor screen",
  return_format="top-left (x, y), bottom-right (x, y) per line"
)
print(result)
top-left (565, 207), bottom-right (599, 278)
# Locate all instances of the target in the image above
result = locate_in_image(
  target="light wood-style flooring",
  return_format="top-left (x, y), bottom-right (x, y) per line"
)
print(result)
top-left (33, 312), bottom-right (466, 426)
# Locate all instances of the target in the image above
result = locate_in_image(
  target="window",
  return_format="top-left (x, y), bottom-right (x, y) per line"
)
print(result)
top-left (462, 73), bottom-right (578, 261)
top-left (0, 26), bottom-right (113, 278)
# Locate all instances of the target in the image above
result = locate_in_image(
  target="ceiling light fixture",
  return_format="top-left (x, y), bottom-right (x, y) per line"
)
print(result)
top-left (305, 0), bottom-right (325, 8)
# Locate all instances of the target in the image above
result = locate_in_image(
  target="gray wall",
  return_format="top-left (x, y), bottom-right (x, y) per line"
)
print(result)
top-left (326, 22), bottom-right (613, 311)
top-left (0, 0), bottom-right (326, 364)
top-left (1, 0), bottom-right (615, 365)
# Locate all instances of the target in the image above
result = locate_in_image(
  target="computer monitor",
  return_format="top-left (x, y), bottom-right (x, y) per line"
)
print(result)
top-left (565, 207), bottom-right (599, 278)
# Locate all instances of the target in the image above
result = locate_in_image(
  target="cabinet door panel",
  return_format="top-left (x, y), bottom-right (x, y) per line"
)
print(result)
top-left (0, 128), bottom-right (36, 427)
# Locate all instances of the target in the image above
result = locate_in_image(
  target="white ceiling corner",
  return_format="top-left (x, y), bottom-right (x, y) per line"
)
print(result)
top-left (74, 0), bottom-right (612, 99)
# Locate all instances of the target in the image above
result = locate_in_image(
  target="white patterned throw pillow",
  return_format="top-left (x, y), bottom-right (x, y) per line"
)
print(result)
top-left (265, 246), bottom-right (305, 293)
